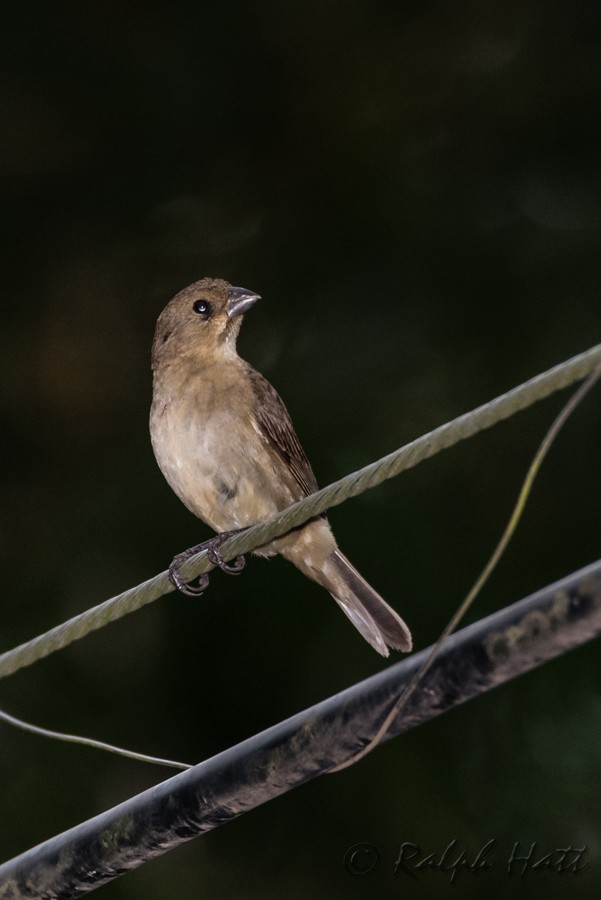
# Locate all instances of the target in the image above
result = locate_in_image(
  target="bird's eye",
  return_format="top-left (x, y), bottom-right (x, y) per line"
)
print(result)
top-left (193, 299), bottom-right (212, 319)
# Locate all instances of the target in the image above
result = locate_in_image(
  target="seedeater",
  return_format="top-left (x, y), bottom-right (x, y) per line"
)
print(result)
top-left (150, 278), bottom-right (412, 656)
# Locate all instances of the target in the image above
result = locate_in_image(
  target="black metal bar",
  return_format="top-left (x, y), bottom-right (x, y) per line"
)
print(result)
top-left (1, 560), bottom-right (601, 898)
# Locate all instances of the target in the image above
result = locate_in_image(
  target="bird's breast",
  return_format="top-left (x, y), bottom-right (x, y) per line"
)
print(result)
top-left (150, 384), bottom-right (297, 532)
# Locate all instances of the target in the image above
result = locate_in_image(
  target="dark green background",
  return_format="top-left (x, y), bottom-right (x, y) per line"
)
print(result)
top-left (1, 2), bottom-right (601, 898)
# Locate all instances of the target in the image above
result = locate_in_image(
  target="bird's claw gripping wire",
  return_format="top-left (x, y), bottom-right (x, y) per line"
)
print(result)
top-left (168, 548), bottom-right (210, 596)
top-left (206, 537), bottom-right (246, 575)
top-left (169, 531), bottom-right (246, 597)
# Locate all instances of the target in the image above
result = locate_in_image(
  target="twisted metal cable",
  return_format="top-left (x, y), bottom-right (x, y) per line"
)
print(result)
top-left (0, 341), bottom-right (599, 680)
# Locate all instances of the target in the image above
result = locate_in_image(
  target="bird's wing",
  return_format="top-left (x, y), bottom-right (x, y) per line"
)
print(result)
top-left (248, 367), bottom-right (319, 498)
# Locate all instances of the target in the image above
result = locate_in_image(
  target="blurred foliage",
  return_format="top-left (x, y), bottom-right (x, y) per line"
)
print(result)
top-left (1, 1), bottom-right (601, 898)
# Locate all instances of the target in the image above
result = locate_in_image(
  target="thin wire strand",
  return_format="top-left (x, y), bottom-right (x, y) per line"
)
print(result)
top-left (330, 361), bottom-right (601, 771)
top-left (0, 342), bottom-right (599, 681)
top-left (0, 708), bottom-right (192, 770)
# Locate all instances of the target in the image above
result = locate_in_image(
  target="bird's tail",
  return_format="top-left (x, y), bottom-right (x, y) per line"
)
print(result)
top-left (318, 550), bottom-right (412, 657)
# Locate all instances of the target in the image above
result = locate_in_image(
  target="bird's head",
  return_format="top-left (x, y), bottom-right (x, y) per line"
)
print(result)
top-left (152, 278), bottom-right (260, 369)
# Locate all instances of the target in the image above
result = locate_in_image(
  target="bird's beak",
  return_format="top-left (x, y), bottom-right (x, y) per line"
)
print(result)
top-left (226, 286), bottom-right (261, 318)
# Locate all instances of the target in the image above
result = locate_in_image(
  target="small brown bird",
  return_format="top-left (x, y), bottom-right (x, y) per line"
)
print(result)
top-left (150, 278), bottom-right (412, 656)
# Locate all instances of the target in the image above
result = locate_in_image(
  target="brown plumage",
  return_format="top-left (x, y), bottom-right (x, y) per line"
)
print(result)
top-left (150, 277), bottom-right (412, 656)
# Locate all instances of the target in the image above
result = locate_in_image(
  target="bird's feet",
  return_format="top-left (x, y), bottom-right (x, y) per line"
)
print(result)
top-left (169, 530), bottom-right (247, 597)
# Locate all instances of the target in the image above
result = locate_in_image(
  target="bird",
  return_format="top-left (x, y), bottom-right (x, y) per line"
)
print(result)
top-left (150, 278), bottom-right (412, 656)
